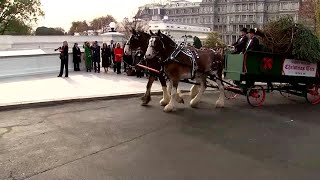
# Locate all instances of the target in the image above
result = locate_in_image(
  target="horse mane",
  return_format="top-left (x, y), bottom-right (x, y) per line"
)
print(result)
top-left (157, 32), bottom-right (177, 49)
top-left (133, 30), bottom-right (150, 37)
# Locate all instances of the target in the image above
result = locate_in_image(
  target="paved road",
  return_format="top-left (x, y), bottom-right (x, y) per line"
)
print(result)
top-left (0, 71), bottom-right (192, 107)
top-left (0, 92), bottom-right (320, 180)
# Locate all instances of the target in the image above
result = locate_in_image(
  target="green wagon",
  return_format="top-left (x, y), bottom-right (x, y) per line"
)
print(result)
top-left (224, 51), bottom-right (320, 107)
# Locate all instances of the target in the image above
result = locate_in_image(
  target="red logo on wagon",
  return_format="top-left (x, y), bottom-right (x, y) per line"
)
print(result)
top-left (262, 58), bottom-right (273, 70)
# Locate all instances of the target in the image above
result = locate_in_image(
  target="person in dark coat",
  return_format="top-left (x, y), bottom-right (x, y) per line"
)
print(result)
top-left (72, 43), bottom-right (81, 71)
top-left (91, 41), bottom-right (101, 73)
top-left (245, 29), bottom-right (260, 52)
top-left (232, 28), bottom-right (248, 54)
top-left (245, 28), bottom-right (262, 89)
top-left (57, 41), bottom-right (69, 78)
top-left (101, 43), bottom-right (111, 73)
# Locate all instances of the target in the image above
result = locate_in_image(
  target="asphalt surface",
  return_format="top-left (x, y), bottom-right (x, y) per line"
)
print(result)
top-left (0, 91), bottom-right (320, 180)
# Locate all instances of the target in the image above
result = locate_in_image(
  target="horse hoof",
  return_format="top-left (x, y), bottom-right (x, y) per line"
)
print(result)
top-left (215, 100), bottom-right (225, 108)
top-left (164, 104), bottom-right (175, 112)
top-left (141, 96), bottom-right (151, 105)
top-left (160, 98), bottom-right (169, 106)
top-left (190, 99), bottom-right (199, 108)
top-left (141, 102), bottom-right (148, 106)
top-left (175, 96), bottom-right (184, 104)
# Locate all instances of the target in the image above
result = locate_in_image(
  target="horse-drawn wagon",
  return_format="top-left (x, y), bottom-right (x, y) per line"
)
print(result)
top-left (223, 50), bottom-right (320, 107)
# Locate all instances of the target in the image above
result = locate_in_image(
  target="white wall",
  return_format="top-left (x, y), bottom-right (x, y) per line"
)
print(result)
top-left (0, 35), bottom-right (127, 52)
top-left (0, 53), bottom-right (85, 78)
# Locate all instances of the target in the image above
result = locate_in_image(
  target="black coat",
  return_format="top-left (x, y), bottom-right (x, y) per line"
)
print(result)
top-left (101, 47), bottom-right (111, 67)
top-left (232, 35), bottom-right (248, 53)
top-left (72, 46), bottom-right (81, 63)
top-left (91, 46), bottom-right (101, 62)
top-left (60, 45), bottom-right (68, 61)
top-left (246, 37), bottom-right (260, 52)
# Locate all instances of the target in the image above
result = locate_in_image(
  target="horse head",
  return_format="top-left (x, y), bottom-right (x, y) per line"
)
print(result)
top-left (145, 30), bottom-right (176, 59)
top-left (124, 28), bottom-right (151, 56)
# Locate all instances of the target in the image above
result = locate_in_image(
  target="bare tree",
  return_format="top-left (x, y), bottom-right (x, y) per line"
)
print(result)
top-left (90, 15), bottom-right (117, 32)
top-left (299, 0), bottom-right (320, 35)
top-left (117, 18), bottom-right (149, 39)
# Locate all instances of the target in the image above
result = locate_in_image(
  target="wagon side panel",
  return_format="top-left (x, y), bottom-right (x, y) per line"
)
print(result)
top-left (225, 54), bottom-right (244, 81)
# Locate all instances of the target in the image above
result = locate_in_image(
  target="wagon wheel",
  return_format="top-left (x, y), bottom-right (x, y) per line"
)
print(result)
top-left (306, 84), bottom-right (320, 105)
top-left (279, 83), bottom-right (291, 98)
top-left (224, 80), bottom-right (239, 100)
top-left (246, 85), bottom-right (266, 107)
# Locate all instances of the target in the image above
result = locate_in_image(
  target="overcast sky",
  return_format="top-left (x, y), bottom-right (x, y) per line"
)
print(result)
top-left (37, 0), bottom-right (200, 31)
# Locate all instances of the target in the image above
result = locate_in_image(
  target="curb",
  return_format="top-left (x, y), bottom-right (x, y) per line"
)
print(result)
top-left (0, 90), bottom-right (194, 111)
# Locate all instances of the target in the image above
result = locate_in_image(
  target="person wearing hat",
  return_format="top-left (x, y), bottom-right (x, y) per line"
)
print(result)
top-left (232, 27), bottom-right (248, 54)
top-left (245, 28), bottom-right (260, 52)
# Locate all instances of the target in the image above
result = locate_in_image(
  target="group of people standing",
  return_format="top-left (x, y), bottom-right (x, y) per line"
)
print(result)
top-left (232, 28), bottom-right (260, 54)
top-left (57, 40), bottom-right (136, 78)
top-left (81, 41), bottom-right (126, 74)
top-left (82, 41), bottom-right (109, 73)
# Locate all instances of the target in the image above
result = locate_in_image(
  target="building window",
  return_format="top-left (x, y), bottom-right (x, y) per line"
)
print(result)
top-left (242, 15), bottom-right (247, 22)
top-left (249, 3), bottom-right (253, 11)
top-left (242, 4), bottom-right (247, 11)
top-left (249, 15), bottom-right (253, 22)
top-left (281, 3), bottom-right (288, 10)
top-left (292, 2), bottom-right (297, 9)
top-left (236, 4), bottom-right (240, 11)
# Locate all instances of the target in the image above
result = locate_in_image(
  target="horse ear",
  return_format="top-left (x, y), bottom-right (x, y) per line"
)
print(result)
top-left (149, 30), bottom-right (155, 35)
top-left (157, 30), bottom-right (163, 38)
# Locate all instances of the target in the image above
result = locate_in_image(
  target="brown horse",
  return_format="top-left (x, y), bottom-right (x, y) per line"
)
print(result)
top-left (124, 29), bottom-right (184, 106)
top-left (145, 30), bottom-right (225, 112)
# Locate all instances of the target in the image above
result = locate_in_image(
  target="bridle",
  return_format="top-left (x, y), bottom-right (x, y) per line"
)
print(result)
top-left (124, 34), bottom-right (149, 67)
top-left (148, 35), bottom-right (176, 58)
top-left (125, 34), bottom-right (140, 46)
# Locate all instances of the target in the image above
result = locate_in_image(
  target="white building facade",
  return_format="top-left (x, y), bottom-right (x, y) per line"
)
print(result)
top-left (135, 0), bottom-right (300, 45)
top-left (148, 19), bottom-right (211, 44)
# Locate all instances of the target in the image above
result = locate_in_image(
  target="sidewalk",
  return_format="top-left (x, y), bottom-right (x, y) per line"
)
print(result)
top-left (0, 71), bottom-right (193, 107)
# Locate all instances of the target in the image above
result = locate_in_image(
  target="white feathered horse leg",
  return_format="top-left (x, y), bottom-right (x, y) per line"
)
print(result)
top-left (190, 74), bottom-right (206, 108)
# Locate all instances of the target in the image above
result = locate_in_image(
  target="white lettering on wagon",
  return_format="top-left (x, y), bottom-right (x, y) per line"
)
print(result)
top-left (283, 59), bottom-right (318, 77)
